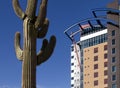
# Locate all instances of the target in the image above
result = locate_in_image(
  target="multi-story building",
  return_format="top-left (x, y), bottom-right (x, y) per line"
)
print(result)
top-left (68, 0), bottom-right (120, 88)
top-left (107, 0), bottom-right (120, 88)
top-left (80, 26), bottom-right (108, 88)
top-left (71, 43), bottom-right (81, 88)
top-left (70, 25), bottom-right (108, 88)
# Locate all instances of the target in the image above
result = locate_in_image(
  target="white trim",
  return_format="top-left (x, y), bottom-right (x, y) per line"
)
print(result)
top-left (80, 29), bottom-right (107, 41)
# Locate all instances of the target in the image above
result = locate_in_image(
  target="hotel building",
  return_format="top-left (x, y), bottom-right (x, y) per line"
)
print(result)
top-left (70, 24), bottom-right (108, 88)
top-left (69, 0), bottom-right (120, 88)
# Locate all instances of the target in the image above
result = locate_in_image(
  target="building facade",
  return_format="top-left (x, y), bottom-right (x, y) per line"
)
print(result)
top-left (71, 43), bottom-right (81, 88)
top-left (69, 0), bottom-right (120, 88)
top-left (70, 26), bottom-right (108, 88)
top-left (107, 0), bottom-right (120, 88)
top-left (80, 27), bottom-right (108, 88)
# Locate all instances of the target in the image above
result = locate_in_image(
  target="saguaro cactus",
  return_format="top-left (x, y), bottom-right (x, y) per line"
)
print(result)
top-left (12, 0), bottom-right (56, 88)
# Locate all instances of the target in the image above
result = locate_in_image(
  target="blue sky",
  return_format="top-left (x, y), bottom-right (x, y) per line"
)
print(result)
top-left (0, 0), bottom-right (113, 88)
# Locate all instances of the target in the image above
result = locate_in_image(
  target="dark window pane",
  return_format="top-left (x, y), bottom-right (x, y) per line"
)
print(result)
top-left (71, 63), bottom-right (74, 66)
top-left (112, 48), bottom-right (115, 54)
top-left (94, 47), bottom-right (98, 53)
top-left (94, 80), bottom-right (98, 86)
top-left (104, 53), bottom-right (107, 59)
top-left (112, 66), bottom-right (116, 72)
top-left (71, 56), bottom-right (74, 58)
top-left (112, 30), bottom-right (115, 36)
top-left (112, 57), bottom-right (116, 63)
top-left (71, 84), bottom-right (74, 87)
top-left (104, 62), bottom-right (108, 67)
top-left (104, 70), bottom-right (108, 76)
top-left (71, 46), bottom-right (74, 51)
top-left (94, 56), bottom-right (98, 61)
top-left (112, 39), bottom-right (115, 45)
top-left (71, 70), bottom-right (74, 73)
top-left (94, 72), bottom-right (98, 78)
top-left (71, 77), bottom-right (74, 80)
top-left (94, 64), bottom-right (98, 69)
top-left (112, 75), bottom-right (116, 81)
top-left (104, 45), bottom-right (107, 50)
top-left (104, 79), bottom-right (108, 84)
top-left (112, 84), bottom-right (116, 88)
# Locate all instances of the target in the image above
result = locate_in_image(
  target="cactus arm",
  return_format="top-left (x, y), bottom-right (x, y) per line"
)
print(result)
top-left (37, 39), bottom-right (48, 65)
top-left (14, 32), bottom-right (23, 61)
top-left (37, 18), bottom-right (49, 38)
top-left (35, 0), bottom-right (48, 29)
top-left (12, 0), bottom-right (26, 20)
top-left (37, 36), bottom-right (56, 65)
top-left (26, 0), bottom-right (38, 19)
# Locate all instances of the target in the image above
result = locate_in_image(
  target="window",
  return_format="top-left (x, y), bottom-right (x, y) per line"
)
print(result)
top-left (94, 64), bottom-right (98, 69)
top-left (112, 66), bottom-right (116, 72)
top-left (112, 75), bottom-right (116, 81)
top-left (104, 70), bottom-right (108, 76)
top-left (71, 56), bottom-right (74, 58)
top-left (112, 39), bottom-right (115, 45)
top-left (71, 46), bottom-right (74, 51)
top-left (94, 72), bottom-right (98, 78)
top-left (104, 62), bottom-right (108, 67)
top-left (104, 79), bottom-right (108, 84)
top-left (94, 80), bottom-right (98, 86)
top-left (81, 33), bottom-right (107, 48)
top-left (94, 47), bottom-right (98, 53)
top-left (71, 70), bottom-right (74, 73)
top-left (104, 53), bottom-right (107, 59)
top-left (94, 56), bottom-right (98, 61)
top-left (104, 45), bottom-right (107, 50)
top-left (71, 84), bottom-right (74, 87)
top-left (71, 77), bottom-right (74, 80)
top-left (112, 48), bottom-right (115, 54)
top-left (112, 30), bottom-right (115, 36)
top-left (112, 84), bottom-right (117, 88)
top-left (71, 63), bottom-right (74, 66)
top-left (112, 57), bottom-right (116, 63)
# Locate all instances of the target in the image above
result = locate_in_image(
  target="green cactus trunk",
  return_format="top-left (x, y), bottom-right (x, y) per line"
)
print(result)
top-left (22, 18), bottom-right (37, 88)
top-left (12, 0), bottom-right (56, 88)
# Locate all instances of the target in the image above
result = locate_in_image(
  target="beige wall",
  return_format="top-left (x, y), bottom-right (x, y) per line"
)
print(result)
top-left (83, 42), bottom-right (108, 88)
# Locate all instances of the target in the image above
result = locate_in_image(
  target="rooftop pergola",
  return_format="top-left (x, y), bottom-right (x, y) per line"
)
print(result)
top-left (64, 8), bottom-right (120, 42)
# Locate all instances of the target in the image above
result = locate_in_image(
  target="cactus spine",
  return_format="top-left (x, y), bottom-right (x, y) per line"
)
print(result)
top-left (12, 0), bottom-right (56, 88)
